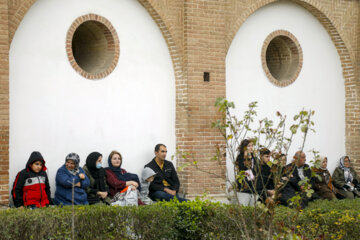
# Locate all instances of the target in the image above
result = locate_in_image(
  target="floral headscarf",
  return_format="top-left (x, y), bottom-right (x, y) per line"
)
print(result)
top-left (65, 152), bottom-right (80, 175)
top-left (339, 156), bottom-right (353, 183)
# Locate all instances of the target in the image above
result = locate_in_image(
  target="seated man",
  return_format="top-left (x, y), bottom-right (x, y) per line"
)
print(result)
top-left (284, 151), bottom-right (319, 208)
top-left (144, 144), bottom-right (187, 202)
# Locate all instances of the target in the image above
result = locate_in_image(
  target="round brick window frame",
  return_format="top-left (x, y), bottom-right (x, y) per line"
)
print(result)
top-left (261, 30), bottom-right (303, 87)
top-left (66, 14), bottom-right (120, 80)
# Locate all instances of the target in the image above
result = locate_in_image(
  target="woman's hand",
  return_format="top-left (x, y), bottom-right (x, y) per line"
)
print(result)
top-left (126, 181), bottom-right (139, 188)
top-left (78, 173), bottom-right (85, 180)
top-left (97, 191), bottom-right (108, 199)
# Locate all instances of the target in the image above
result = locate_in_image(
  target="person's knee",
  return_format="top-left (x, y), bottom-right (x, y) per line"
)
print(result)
top-left (347, 193), bottom-right (355, 199)
top-left (342, 191), bottom-right (354, 199)
top-left (150, 191), bottom-right (172, 201)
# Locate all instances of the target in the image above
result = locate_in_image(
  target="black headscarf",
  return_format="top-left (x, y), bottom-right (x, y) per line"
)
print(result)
top-left (86, 152), bottom-right (107, 192)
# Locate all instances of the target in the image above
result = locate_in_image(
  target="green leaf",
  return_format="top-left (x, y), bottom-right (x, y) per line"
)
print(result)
top-left (301, 125), bottom-right (308, 133)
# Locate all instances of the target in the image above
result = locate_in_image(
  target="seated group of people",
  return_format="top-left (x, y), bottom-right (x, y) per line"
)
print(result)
top-left (236, 139), bottom-right (360, 208)
top-left (11, 144), bottom-right (187, 208)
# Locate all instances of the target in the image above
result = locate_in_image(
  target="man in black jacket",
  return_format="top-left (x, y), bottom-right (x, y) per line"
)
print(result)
top-left (144, 144), bottom-right (187, 202)
top-left (279, 151), bottom-right (319, 209)
top-left (292, 151), bottom-right (320, 203)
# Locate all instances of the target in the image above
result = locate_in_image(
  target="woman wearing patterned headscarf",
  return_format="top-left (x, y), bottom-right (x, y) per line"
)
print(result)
top-left (332, 156), bottom-right (360, 199)
top-left (83, 152), bottom-right (111, 205)
top-left (313, 156), bottom-right (337, 200)
top-left (54, 153), bottom-right (90, 205)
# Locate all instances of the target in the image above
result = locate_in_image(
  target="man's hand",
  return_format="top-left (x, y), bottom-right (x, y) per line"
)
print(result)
top-left (267, 190), bottom-right (275, 196)
top-left (164, 188), bottom-right (176, 196)
top-left (78, 173), bottom-right (85, 180)
top-left (281, 177), bottom-right (289, 181)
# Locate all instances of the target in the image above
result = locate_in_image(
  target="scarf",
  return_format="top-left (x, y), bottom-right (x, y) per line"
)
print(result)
top-left (107, 153), bottom-right (141, 189)
top-left (65, 152), bottom-right (80, 176)
top-left (86, 152), bottom-right (107, 191)
top-left (297, 166), bottom-right (305, 180)
top-left (319, 156), bottom-right (330, 184)
top-left (339, 156), bottom-right (353, 183)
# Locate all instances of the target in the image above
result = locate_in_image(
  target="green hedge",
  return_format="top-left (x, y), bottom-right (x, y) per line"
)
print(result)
top-left (1, 199), bottom-right (359, 239)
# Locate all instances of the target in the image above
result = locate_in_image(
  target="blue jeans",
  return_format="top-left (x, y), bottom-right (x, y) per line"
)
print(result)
top-left (149, 191), bottom-right (187, 202)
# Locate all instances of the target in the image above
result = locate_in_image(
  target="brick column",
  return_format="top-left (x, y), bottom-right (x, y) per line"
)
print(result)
top-left (0, 0), bottom-right (9, 205)
top-left (178, 0), bottom-right (227, 199)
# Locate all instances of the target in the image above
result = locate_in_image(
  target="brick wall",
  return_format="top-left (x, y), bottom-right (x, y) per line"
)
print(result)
top-left (0, 0), bottom-right (9, 205)
top-left (178, 0), bottom-right (227, 197)
top-left (1, 0), bottom-right (359, 204)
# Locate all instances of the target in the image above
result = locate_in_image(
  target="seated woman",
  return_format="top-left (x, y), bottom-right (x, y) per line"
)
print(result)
top-left (332, 156), bottom-right (360, 199)
top-left (313, 156), bottom-right (336, 200)
top-left (83, 152), bottom-right (111, 205)
top-left (54, 153), bottom-right (90, 205)
top-left (105, 150), bottom-right (142, 205)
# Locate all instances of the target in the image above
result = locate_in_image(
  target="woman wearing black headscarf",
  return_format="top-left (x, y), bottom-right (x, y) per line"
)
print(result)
top-left (83, 152), bottom-right (111, 205)
top-left (105, 150), bottom-right (141, 197)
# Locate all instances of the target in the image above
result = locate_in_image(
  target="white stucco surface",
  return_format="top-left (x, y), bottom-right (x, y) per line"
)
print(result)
top-left (9, 0), bottom-right (175, 197)
top-left (226, 1), bottom-right (345, 176)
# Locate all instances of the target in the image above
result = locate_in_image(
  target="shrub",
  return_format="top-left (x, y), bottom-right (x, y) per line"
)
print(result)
top-left (0, 199), bottom-right (359, 239)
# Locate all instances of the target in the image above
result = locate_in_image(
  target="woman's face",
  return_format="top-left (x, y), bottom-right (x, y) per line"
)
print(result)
top-left (111, 154), bottom-right (122, 168)
top-left (246, 142), bottom-right (254, 153)
top-left (280, 156), bottom-right (287, 166)
top-left (66, 159), bottom-right (75, 171)
top-left (321, 158), bottom-right (328, 169)
top-left (343, 157), bottom-right (350, 168)
top-left (96, 156), bottom-right (103, 165)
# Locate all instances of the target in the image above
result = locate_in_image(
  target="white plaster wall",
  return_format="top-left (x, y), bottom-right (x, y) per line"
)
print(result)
top-left (9, 0), bottom-right (176, 197)
top-left (226, 1), bottom-right (345, 176)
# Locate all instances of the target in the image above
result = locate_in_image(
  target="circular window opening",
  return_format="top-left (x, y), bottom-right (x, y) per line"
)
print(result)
top-left (261, 30), bottom-right (302, 87)
top-left (66, 14), bottom-right (119, 79)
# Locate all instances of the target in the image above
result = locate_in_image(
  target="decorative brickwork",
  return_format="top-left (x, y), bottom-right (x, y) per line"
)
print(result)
top-left (66, 14), bottom-right (119, 80)
top-left (1, 0), bottom-right (360, 204)
top-left (8, 0), bottom-right (36, 44)
top-left (261, 30), bottom-right (303, 87)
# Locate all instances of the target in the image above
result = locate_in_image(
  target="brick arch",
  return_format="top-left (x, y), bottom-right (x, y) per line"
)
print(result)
top-left (226, 0), bottom-right (360, 167)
